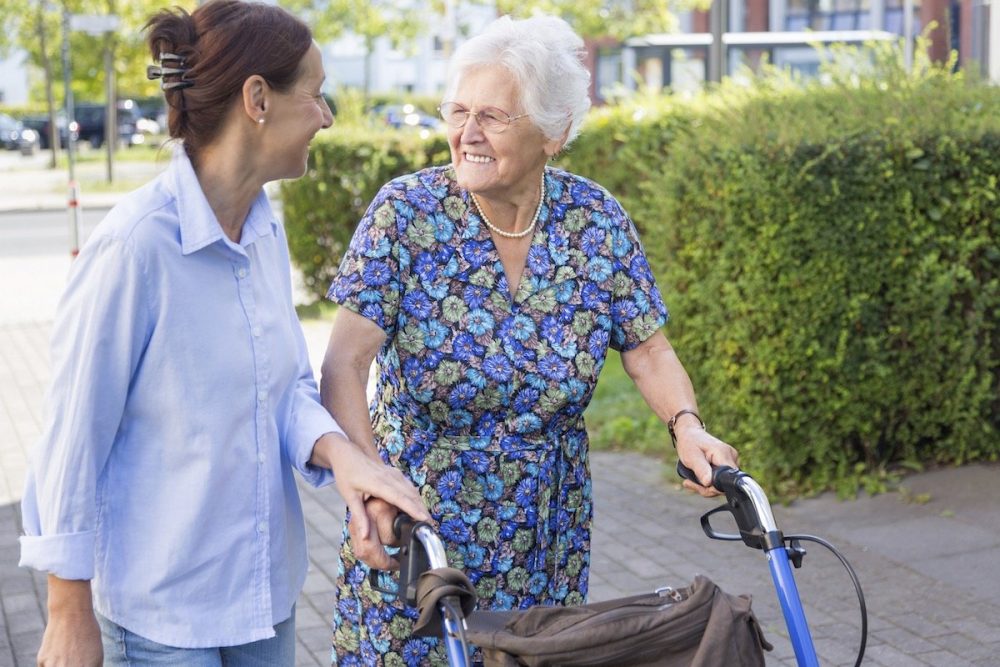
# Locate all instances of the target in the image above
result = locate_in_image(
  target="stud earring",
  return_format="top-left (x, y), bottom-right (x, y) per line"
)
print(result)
top-left (257, 117), bottom-right (265, 124)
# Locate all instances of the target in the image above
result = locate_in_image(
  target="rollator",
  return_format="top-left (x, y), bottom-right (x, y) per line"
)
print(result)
top-left (379, 464), bottom-right (867, 667)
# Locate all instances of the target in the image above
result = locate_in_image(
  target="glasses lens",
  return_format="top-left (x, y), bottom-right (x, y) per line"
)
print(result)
top-left (478, 108), bottom-right (509, 132)
top-left (439, 103), bottom-right (467, 127)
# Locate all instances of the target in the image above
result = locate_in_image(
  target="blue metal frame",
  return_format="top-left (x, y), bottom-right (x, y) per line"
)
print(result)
top-left (736, 471), bottom-right (819, 667)
top-left (441, 615), bottom-right (469, 667)
top-left (421, 465), bottom-right (826, 666)
top-left (767, 543), bottom-right (819, 666)
top-left (412, 525), bottom-right (471, 667)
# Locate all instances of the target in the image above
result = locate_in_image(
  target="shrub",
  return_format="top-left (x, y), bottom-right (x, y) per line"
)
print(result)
top-left (558, 45), bottom-right (1000, 496)
top-left (282, 127), bottom-right (449, 300)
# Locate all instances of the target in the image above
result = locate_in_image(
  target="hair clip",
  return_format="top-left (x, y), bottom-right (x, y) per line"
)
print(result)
top-left (148, 52), bottom-right (193, 90)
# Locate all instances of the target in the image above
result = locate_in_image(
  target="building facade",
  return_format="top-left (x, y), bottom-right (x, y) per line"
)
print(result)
top-left (0, 51), bottom-right (30, 106)
top-left (593, 0), bottom-right (999, 99)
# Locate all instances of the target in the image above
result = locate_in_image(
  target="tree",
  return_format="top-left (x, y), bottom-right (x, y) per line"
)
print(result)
top-left (0, 0), bottom-right (190, 168)
top-left (489, 0), bottom-right (708, 40)
top-left (286, 0), bottom-right (424, 98)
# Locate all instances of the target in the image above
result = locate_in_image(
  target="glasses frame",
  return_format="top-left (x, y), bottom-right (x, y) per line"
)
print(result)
top-left (437, 102), bottom-right (529, 134)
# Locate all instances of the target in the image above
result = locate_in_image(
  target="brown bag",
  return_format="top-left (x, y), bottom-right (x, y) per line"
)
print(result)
top-left (463, 575), bottom-right (772, 666)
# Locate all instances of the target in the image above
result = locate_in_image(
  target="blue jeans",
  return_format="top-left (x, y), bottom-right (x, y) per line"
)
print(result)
top-left (97, 608), bottom-right (296, 666)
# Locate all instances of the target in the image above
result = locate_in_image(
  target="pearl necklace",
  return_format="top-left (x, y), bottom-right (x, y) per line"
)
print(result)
top-left (470, 172), bottom-right (545, 240)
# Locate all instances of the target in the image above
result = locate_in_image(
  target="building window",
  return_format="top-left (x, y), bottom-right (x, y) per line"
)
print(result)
top-left (784, 0), bottom-right (872, 30)
top-left (884, 0), bottom-right (922, 34)
top-left (596, 47), bottom-right (623, 101)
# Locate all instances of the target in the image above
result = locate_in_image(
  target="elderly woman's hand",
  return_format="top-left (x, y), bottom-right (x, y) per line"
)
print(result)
top-left (673, 425), bottom-right (740, 498)
top-left (349, 497), bottom-right (403, 571)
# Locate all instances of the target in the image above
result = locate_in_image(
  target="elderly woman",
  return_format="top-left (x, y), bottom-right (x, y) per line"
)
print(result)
top-left (322, 14), bottom-right (739, 664)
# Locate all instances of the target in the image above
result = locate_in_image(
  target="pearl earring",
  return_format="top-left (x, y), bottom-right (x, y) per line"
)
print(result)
top-left (257, 117), bottom-right (265, 124)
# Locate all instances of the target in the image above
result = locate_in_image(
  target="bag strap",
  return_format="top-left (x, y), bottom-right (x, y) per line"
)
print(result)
top-left (411, 567), bottom-right (478, 637)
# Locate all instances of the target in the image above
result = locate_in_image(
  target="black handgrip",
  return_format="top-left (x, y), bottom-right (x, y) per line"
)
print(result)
top-left (676, 461), bottom-right (742, 493)
top-left (368, 514), bottom-right (421, 597)
top-left (675, 460), bottom-right (701, 486)
top-left (394, 513), bottom-right (417, 543)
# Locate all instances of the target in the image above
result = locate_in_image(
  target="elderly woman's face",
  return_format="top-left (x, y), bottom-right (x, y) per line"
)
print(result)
top-left (447, 65), bottom-right (562, 202)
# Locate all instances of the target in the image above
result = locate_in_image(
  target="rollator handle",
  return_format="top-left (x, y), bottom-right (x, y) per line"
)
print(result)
top-left (676, 461), bottom-right (785, 552)
top-left (368, 513), bottom-right (435, 604)
top-left (394, 512), bottom-right (418, 543)
top-left (675, 461), bottom-right (741, 493)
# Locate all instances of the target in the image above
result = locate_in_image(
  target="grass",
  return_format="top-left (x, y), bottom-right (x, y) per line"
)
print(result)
top-left (37, 141), bottom-right (174, 195)
top-left (295, 299), bottom-right (338, 321)
top-left (67, 139), bottom-right (174, 164)
top-left (584, 350), bottom-right (674, 460)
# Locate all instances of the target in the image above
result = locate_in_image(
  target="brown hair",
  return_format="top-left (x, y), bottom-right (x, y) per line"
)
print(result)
top-left (145, 0), bottom-right (312, 162)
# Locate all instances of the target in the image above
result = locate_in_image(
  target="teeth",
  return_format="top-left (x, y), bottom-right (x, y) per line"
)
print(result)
top-left (465, 153), bottom-right (494, 164)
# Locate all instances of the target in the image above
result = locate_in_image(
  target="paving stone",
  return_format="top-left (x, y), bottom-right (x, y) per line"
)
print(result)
top-left (296, 625), bottom-right (334, 664)
top-left (864, 642), bottom-right (940, 666)
top-left (5, 609), bottom-right (43, 637)
top-left (0, 593), bottom-right (38, 617)
top-left (9, 629), bottom-right (42, 663)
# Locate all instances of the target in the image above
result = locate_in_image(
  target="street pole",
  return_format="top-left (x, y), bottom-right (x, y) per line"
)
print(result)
top-left (708, 0), bottom-right (728, 83)
top-left (61, 2), bottom-right (82, 258)
top-left (104, 44), bottom-right (115, 183)
top-left (902, 0), bottom-right (914, 72)
top-left (37, 1), bottom-right (59, 169)
top-left (104, 0), bottom-right (118, 183)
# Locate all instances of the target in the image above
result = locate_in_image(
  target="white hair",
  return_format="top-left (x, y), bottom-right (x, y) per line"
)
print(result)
top-left (444, 15), bottom-right (592, 148)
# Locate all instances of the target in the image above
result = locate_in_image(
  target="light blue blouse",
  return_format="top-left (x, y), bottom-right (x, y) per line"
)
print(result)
top-left (19, 147), bottom-right (342, 647)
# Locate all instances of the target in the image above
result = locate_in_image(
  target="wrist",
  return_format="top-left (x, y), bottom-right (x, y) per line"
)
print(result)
top-left (310, 431), bottom-right (345, 469)
top-left (667, 408), bottom-right (705, 447)
top-left (47, 576), bottom-right (94, 615)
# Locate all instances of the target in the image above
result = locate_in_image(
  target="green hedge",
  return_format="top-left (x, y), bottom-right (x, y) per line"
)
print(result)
top-left (648, 133), bottom-right (999, 497)
top-left (282, 128), bottom-right (449, 300)
top-left (282, 52), bottom-right (1000, 495)
top-left (557, 60), bottom-right (1000, 495)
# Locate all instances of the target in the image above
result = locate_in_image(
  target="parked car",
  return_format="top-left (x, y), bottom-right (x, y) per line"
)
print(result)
top-left (0, 113), bottom-right (23, 150)
top-left (74, 100), bottom-right (145, 148)
top-left (20, 113), bottom-right (79, 150)
top-left (371, 103), bottom-right (441, 131)
top-left (0, 114), bottom-right (37, 156)
top-left (15, 126), bottom-right (40, 156)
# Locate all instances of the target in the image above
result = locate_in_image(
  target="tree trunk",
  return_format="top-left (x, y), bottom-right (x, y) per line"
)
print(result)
top-left (363, 36), bottom-right (374, 100)
top-left (37, 0), bottom-right (59, 169)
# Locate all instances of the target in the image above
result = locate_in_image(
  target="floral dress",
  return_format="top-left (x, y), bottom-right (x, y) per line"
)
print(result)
top-left (327, 165), bottom-right (668, 666)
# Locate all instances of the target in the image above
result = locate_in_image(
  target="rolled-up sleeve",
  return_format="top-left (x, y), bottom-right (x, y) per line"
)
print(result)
top-left (20, 234), bottom-right (151, 579)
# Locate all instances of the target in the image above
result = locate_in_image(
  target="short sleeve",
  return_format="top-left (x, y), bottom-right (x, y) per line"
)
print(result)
top-left (606, 199), bottom-right (669, 351)
top-left (327, 183), bottom-right (406, 337)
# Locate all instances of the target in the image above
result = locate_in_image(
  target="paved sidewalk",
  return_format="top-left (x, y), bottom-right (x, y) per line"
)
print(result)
top-left (0, 151), bottom-right (169, 214)
top-left (5, 316), bottom-right (1000, 667)
top-left (2, 167), bottom-right (999, 665)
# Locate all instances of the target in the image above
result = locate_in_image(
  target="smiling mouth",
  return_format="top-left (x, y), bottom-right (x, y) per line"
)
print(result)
top-left (464, 153), bottom-right (494, 164)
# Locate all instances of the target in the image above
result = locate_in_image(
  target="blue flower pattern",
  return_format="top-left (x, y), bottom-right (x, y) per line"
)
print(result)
top-left (328, 166), bottom-right (667, 664)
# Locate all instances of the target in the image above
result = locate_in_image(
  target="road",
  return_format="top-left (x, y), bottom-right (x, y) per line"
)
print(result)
top-left (0, 208), bottom-right (105, 258)
top-left (0, 207), bottom-right (108, 325)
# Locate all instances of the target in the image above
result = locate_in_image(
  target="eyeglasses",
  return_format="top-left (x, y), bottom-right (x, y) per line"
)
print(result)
top-left (438, 102), bottom-right (529, 134)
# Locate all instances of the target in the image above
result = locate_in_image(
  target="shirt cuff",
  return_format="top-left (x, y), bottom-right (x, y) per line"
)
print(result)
top-left (19, 531), bottom-right (96, 580)
top-left (288, 400), bottom-right (344, 488)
